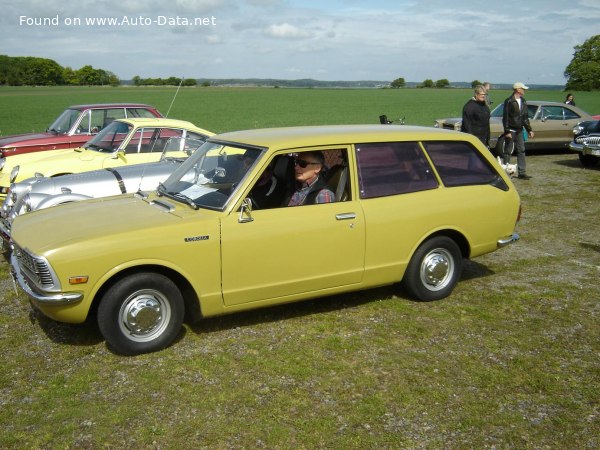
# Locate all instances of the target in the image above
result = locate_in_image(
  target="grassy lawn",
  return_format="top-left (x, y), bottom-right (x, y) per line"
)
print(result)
top-left (0, 87), bottom-right (599, 448)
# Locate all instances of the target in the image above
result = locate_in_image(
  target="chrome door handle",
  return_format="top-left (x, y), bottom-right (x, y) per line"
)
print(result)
top-left (336, 213), bottom-right (356, 220)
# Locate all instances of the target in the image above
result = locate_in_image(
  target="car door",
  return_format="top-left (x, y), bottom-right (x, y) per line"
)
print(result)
top-left (532, 105), bottom-right (580, 148)
top-left (220, 148), bottom-right (366, 307)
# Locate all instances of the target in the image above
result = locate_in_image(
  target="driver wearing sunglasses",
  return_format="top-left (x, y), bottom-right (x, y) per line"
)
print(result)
top-left (285, 151), bottom-right (334, 206)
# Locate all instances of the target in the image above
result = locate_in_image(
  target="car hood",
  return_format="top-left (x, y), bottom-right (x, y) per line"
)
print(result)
top-left (442, 118), bottom-right (462, 125)
top-left (11, 194), bottom-right (217, 255)
top-left (28, 159), bottom-right (182, 197)
top-left (0, 132), bottom-right (65, 148)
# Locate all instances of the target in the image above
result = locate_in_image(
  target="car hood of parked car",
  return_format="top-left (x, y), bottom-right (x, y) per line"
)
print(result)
top-left (11, 193), bottom-right (218, 255)
top-left (0, 132), bottom-right (69, 149)
top-left (25, 159), bottom-right (184, 198)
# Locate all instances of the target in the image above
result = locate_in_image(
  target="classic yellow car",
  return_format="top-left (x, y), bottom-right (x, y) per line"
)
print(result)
top-left (0, 118), bottom-right (213, 198)
top-left (10, 125), bottom-right (521, 355)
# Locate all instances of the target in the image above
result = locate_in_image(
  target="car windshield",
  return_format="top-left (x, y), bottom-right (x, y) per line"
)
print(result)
top-left (47, 108), bottom-right (81, 134)
top-left (82, 121), bottom-right (133, 152)
top-left (158, 141), bottom-right (263, 210)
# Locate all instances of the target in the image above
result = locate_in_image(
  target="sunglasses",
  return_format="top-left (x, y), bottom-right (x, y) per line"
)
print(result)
top-left (294, 159), bottom-right (320, 168)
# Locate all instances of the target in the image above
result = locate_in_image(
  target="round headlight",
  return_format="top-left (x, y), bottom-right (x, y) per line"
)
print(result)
top-left (10, 165), bottom-right (20, 183)
top-left (22, 194), bottom-right (33, 213)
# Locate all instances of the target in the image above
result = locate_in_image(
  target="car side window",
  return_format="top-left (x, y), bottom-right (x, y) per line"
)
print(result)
top-left (562, 107), bottom-right (580, 120)
top-left (423, 141), bottom-right (497, 187)
top-left (541, 106), bottom-right (566, 121)
top-left (355, 142), bottom-right (438, 199)
top-left (89, 108), bottom-right (127, 133)
top-left (249, 148), bottom-right (350, 209)
top-left (125, 128), bottom-right (188, 154)
top-left (127, 108), bottom-right (157, 118)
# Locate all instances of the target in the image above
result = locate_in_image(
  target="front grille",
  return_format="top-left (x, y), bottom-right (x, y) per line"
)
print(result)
top-left (13, 244), bottom-right (55, 288)
top-left (576, 135), bottom-right (600, 146)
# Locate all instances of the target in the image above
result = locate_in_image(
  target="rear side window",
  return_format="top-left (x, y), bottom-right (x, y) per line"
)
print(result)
top-left (127, 108), bottom-right (158, 118)
top-left (355, 142), bottom-right (438, 199)
top-left (423, 141), bottom-right (498, 187)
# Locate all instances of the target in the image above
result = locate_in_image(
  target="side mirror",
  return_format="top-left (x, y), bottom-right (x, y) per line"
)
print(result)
top-left (238, 198), bottom-right (254, 223)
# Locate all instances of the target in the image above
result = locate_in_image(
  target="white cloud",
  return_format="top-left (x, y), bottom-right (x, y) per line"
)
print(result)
top-left (265, 23), bottom-right (312, 39)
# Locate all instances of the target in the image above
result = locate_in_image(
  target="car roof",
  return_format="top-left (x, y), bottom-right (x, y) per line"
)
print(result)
top-left (113, 118), bottom-right (214, 135)
top-left (68, 103), bottom-right (157, 110)
top-left (211, 125), bottom-right (473, 149)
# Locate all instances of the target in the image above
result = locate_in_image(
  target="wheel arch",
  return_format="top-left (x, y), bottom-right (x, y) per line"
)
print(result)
top-left (89, 264), bottom-right (202, 324)
top-left (423, 229), bottom-right (470, 259)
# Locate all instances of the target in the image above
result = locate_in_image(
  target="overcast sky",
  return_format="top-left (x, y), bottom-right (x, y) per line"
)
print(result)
top-left (2, 0), bottom-right (599, 85)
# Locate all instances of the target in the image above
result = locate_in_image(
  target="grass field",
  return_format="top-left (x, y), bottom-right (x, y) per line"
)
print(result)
top-left (2, 86), bottom-right (600, 136)
top-left (0, 87), bottom-right (599, 449)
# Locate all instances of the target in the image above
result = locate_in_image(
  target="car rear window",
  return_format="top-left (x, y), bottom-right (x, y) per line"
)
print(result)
top-left (423, 141), bottom-right (498, 187)
top-left (355, 142), bottom-right (438, 199)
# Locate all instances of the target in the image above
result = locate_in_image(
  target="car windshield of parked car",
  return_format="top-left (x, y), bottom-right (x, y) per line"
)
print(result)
top-left (47, 108), bottom-right (81, 134)
top-left (82, 121), bottom-right (133, 152)
top-left (158, 141), bottom-right (263, 210)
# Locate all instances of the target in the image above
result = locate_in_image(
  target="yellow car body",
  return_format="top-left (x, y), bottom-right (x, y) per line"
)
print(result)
top-left (0, 118), bottom-right (213, 198)
top-left (10, 125), bottom-right (521, 355)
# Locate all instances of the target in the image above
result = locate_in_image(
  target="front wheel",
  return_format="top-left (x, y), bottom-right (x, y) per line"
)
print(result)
top-left (402, 236), bottom-right (463, 301)
top-left (97, 272), bottom-right (184, 355)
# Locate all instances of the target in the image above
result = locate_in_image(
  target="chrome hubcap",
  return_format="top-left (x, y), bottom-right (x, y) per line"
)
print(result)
top-left (119, 290), bottom-right (171, 342)
top-left (420, 248), bottom-right (454, 291)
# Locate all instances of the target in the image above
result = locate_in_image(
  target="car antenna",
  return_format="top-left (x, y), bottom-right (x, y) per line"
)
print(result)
top-left (165, 77), bottom-right (184, 118)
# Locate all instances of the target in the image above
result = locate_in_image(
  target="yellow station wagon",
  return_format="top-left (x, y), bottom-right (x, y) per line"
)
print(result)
top-left (10, 125), bottom-right (521, 355)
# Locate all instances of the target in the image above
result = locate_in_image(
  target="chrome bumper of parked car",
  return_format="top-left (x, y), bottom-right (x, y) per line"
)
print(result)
top-left (10, 253), bottom-right (83, 305)
top-left (569, 142), bottom-right (600, 156)
top-left (497, 233), bottom-right (520, 248)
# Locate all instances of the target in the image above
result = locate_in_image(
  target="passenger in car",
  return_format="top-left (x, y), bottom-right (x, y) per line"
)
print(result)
top-left (284, 151), bottom-right (334, 206)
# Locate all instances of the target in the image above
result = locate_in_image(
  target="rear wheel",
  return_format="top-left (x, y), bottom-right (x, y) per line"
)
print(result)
top-left (402, 236), bottom-right (463, 301)
top-left (97, 272), bottom-right (184, 355)
top-left (578, 154), bottom-right (599, 167)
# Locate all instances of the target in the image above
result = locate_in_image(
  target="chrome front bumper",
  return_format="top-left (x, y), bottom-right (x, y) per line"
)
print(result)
top-left (569, 142), bottom-right (600, 156)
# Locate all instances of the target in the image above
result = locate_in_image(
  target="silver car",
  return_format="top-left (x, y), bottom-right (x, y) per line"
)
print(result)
top-left (0, 138), bottom-right (206, 252)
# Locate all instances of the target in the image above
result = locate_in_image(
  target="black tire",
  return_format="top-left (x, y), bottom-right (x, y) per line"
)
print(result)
top-left (578, 154), bottom-right (599, 167)
top-left (402, 236), bottom-right (463, 301)
top-left (97, 272), bottom-right (184, 355)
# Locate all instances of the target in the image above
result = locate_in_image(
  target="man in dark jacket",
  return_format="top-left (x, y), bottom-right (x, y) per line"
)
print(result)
top-left (502, 82), bottom-right (535, 179)
top-left (461, 85), bottom-right (491, 147)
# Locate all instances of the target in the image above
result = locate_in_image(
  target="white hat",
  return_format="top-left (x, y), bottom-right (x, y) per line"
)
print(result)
top-left (513, 82), bottom-right (529, 90)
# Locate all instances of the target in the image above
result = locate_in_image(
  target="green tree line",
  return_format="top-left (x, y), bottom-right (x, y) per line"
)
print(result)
top-left (0, 55), bottom-right (119, 86)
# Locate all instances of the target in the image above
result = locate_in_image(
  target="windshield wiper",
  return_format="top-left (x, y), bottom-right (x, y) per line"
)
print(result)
top-left (157, 182), bottom-right (198, 210)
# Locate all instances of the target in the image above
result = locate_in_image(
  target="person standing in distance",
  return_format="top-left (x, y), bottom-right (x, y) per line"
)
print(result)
top-left (502, 82), bottom-right (534, 180)
top-left (461, 85), bottom-right (491, 147)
